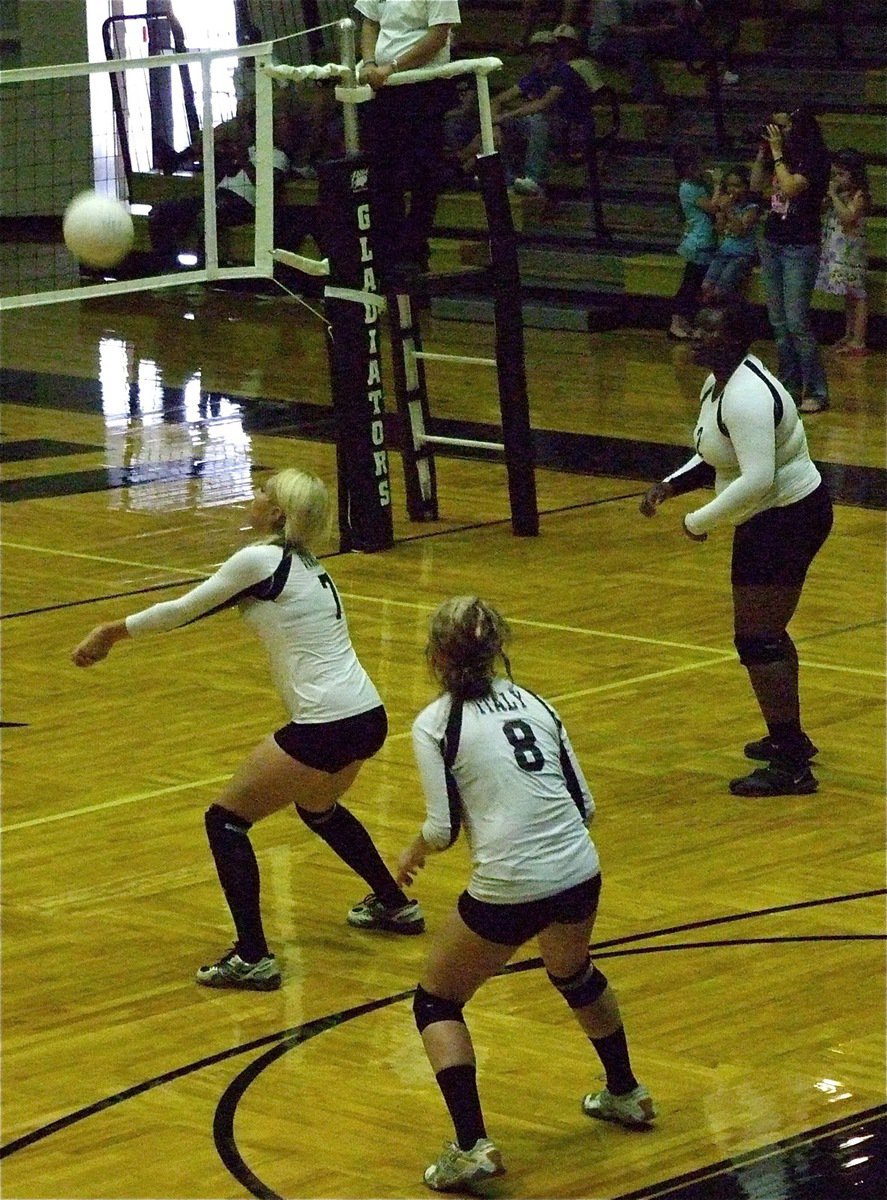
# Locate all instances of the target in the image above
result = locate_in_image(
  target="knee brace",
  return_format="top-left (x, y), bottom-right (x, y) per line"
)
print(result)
top-left (205, 803), bottom-right (251, 837)
top-left (295, 803), bottom-right (336, 830)
top-left (413, 984), bottom-right (466, 1033)
top-left (734, 631), bottom-right (793, 667)
top-left (547, 957), bottom-right (608, 1009)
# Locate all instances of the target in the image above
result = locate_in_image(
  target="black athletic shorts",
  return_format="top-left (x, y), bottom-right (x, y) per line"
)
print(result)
top-left (273, 705), bottom-right (387, 773)
top-left (457, 874), bottom-right (602, 947)
top-left (731, 481), bottom-right (833, 587)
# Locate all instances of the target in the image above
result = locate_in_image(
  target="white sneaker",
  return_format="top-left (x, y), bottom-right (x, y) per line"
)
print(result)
top-left (511, 176), bottom-right (544, 197)
top-left (346, 893), bottom-right (426, 934)
top-left (582, 1084), bottom-right (656, 1128)
top-left (195, 950), bottom-right (281, 991)
top-left (424, 1138), bottom-right (505, 1192)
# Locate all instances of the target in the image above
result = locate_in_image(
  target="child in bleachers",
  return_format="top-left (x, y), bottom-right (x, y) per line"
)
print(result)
top-left (668, 143), bottom-right (718, 339)
top-left (700, 165), bottom-right (761, 301)
top-left (815, 148), bottom-right (871, 356)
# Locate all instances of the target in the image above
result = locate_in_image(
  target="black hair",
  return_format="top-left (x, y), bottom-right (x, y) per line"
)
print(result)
top-left (697, 297), bottom-right (759, 356)
top-left (830, 148), bottom-right (871, 200)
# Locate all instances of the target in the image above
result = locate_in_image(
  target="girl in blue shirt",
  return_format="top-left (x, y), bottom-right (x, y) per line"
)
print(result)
top-left (669, 144), bottom-right (718, 339)
top-left (701, 165), bottom-right (762, 301)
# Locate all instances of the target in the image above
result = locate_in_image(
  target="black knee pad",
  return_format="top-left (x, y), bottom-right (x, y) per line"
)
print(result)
top-left (547, 958), bottom-right (608, 1009)
top-left (205, 803), bottom-right (251, 837)
top-left (734, 631), bottom-right (793, 666)
top-left (295, 803), bottom-right (336, 830)
top-left (413, 984), bottom-right (466, 1033)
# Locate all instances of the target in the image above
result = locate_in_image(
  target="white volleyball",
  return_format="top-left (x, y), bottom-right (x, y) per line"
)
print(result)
top-left (63, 190), bottom-right (134, 268)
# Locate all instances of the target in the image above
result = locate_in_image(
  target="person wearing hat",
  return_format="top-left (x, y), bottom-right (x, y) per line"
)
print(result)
top-left (554, 23), bottom-right (604, 92)
top-left (479, 30), bottom-right (593, 196)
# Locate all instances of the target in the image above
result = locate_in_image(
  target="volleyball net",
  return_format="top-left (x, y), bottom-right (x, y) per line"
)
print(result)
top-left (0, 16), bottom-right (502, 308)
top-left (0, 15), bottom-right (535, 549)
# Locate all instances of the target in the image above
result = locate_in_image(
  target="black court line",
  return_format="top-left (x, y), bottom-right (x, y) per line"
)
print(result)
top-left (1, 889), bottom-right (881, 1167)
top-left (0, 578), bottom-right (206, 621)
top-left (211, 932), bottom-right (886, 1200)
top-left (0, 438), bottom-right (104, 462)
top-left (3, 364), bottom-right (885, 508)
top-left (0, 488), bottom-right (640, 620)
top-left (613, 1107), bottom-right (886, 1200)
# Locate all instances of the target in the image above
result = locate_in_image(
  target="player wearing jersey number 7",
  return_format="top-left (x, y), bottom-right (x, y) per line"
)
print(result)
top-left (72, 469), bottom-right (423, 991)
top-left (640, 299), bottom-right (833, 798)
top-left (397, 597), bottom-right (654, 1193)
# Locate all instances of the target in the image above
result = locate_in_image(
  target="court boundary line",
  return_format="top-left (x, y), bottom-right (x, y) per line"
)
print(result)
top-left (1, 889), bottom-right (883, 1170)
top-left (6, 635), bottom-right (883, 835)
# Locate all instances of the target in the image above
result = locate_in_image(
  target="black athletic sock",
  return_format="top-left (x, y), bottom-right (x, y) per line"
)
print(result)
top-left (766, 720), bottom-right (811, 764)
top-left (767, 719), bottom-right (803, 742)
top-left (296, 803), bottom-right (407, 908)
top-left (204, 804), bottom-right (269, 962)
top-left (435, 1063), bottom-right (487, 1151)
top-left (590, 1026), bottom-right (638, 1096)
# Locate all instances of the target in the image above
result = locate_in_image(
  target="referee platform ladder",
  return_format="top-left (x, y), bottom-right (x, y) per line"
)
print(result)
top-left (388, 151), bottom-right (539, 538)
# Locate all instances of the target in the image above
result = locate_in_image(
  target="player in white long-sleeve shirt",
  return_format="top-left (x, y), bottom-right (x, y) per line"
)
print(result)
top-left (640, 299), bottom-right (833, 797)
top-left (397, 597), bottom-right (654, 1193)
top-left (72, 469), bottom-right (423, 992)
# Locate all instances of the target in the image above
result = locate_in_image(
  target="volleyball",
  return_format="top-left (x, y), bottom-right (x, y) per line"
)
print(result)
top-left (63, 191), bottom-right (134, 268)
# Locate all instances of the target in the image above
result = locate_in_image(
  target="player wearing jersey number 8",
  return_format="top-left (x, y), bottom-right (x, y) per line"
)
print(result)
top-left (398, 597), bottom-right (654, 1192)
top-left (72, 469), bottom-right (423, 992)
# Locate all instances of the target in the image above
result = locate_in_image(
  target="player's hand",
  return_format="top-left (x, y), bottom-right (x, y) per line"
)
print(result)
top-left (682, 516), bottom-right (708, 542)
top-left (71, 622), bottom-right (123, 667)
top-left (397, 842), bottom-right (426, 888)
top-left (639, 481), bottom-right (672, 517)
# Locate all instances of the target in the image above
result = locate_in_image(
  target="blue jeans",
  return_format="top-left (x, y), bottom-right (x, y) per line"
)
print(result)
top-left (503, 112), bottom-right (555, 184)
top-left (758, 240), bottom-right (829, 403)
top-left (703, 251), bottom-right (755, 296)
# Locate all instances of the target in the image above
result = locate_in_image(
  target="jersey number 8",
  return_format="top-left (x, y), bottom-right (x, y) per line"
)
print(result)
top-left (503, 719), bottom-right (545, 773)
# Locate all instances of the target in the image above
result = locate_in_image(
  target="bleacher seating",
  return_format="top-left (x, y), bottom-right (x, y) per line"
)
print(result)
top-left (130, 0), bottom-right (886, 340)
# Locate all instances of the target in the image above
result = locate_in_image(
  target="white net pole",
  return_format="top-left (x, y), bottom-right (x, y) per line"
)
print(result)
top-left (199, 52), bottom-right (219, 275)
top-left (252, 50), bottom-right (275, 276)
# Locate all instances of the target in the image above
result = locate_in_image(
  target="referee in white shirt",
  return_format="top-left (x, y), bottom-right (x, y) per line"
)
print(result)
top-left (356, 0), bottom-right (461, 283)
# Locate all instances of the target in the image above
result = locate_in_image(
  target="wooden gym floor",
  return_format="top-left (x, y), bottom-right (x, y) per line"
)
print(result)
top-left (1, 286), bottom-right (884, 1200)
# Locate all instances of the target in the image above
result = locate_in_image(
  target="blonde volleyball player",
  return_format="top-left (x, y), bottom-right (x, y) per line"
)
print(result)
top-left (397, 598), bottom-right (654, 1193)
top-left (72, 469), bottom-right (423, 992)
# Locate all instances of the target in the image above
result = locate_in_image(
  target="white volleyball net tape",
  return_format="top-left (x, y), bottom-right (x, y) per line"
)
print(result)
top-left (0, 14), bottom-right (500, 311)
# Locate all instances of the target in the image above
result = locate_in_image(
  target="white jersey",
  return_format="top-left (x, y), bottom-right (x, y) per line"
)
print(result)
top-left (355, 1), bottom-right (461, 67)
top-left (669, 355), bottom-right (822, 537)
top-left (412, 679), bottom-right (599, 904)
top-left (125, 544), bottom-right (381, 723)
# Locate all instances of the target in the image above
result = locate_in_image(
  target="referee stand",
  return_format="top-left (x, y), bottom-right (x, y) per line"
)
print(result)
top-left (377, 59), bottom-right (539, 538)
top-left (268, 34), bottom-right (538, 543)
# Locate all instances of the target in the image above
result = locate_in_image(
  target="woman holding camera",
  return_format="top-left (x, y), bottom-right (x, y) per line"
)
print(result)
top-left (751, 104), bottom-right (831, 414)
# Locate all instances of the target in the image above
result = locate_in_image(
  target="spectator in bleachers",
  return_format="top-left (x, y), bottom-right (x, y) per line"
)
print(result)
top-left (700, 166), bottom-right (762, 302)
top-left (751, 105), bottom-right (831, 413)
top-left (483, 31), bottom-right (594, 197)
top-left (586, 1), bottom-right (711, 103)
top-left (553, 23), bottom-right (604, 91)
top-left (512, 0), bottom-right (592, 53)
top-left (668, 143), bottom-right (718, 339)
top-left (815, 148), bottom-right (871, 357)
